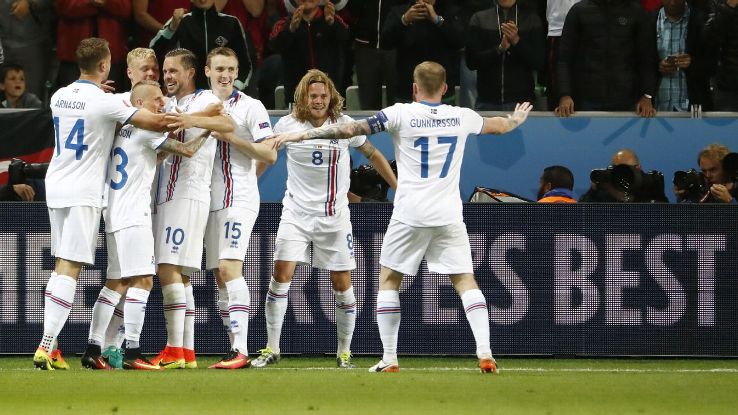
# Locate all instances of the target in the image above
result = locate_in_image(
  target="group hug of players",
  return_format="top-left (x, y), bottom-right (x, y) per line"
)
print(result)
top-left (33, 36), bottom-right (532, 374)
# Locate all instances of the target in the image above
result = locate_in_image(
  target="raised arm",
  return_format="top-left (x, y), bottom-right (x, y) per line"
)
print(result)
top-left (357, 140), bottom-right (397, 190)
top-left (480, 102), bottom-right (532, 135)
top-left (158, 130), bottom-right (212, 158)
top-left (214, 132), bottom-right (278, 165)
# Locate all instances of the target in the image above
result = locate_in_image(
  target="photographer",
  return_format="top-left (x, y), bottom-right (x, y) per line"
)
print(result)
top-left (580, 149), bottom-right (667, 203)
top-left (0, 158), bottom-right (48, 201)
top-left (675, 143), bottom-right (736, 203)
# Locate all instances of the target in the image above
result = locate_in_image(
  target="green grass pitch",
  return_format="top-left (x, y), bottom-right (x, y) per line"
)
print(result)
top-left (1, 356), bottom-right (737, 414)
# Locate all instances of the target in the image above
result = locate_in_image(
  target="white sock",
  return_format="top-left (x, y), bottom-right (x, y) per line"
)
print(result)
top-left (334, 286), bottom-right (356, 355)
top-left (461, 289), bottom-right (492, 358)
top-left (103, 293), bottom-right (125, 349)
top-left (226, 278), bottom-right (251, 354)
top-left (217, 287), bottom-right (233, 347)
top-left (87, 286), bottom-right (122, 346)
top-left (39, 275), bottom-right (76, 352)
top-left (376, 290), bottom-right (401, 364)
top-left (264, 277), bottom-right (290, 354)
top-left (161, 283), bottom-right (186, 348)
top-left (124, 287), bottom-right (150, 350)
top-left (42, 272), bottom-right (58, 352)
top-left (183, 284), bottom-right (195, 351)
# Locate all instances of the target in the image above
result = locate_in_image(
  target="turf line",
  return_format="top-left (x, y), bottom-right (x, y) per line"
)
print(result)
top-left (3, 367), bottom-right (738, 373)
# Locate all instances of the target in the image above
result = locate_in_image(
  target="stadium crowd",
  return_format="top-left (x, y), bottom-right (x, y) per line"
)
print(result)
top-left (0, 0), bottom-right (737, 112)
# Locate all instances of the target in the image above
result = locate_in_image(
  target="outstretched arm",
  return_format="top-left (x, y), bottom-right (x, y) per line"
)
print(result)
top-left (357, 140), bottom-right (397, 190)
top-left (273, 119), bottom-right (372, 147)
top-left (165, 112), bottom-right (235, 133)
top-left (213, 132), bottom-right (278, 165)
top-left (158, 130), bottom-right (212, 158)
top-left (480, 102), bottom-right (532, 135)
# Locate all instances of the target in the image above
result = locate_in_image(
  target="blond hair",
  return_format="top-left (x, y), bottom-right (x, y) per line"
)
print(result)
top-left (130, 80), bottom-right (161, 104)
top-left (293, 69), bottom-right (343, 123)
top-left (698, 143), bottom-right (730, 164)
top-left (413, 61), bottom-right (446, 96)
top-left (206, 47), bottom-right (238, 67)
top-left (127, 48), bottom-right (157, 67)
top-left (76, 38), bottom-right (110, 74)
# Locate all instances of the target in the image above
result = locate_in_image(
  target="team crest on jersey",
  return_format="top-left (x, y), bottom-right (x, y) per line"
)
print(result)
top-left (215, 36), bottom-right (228, 47)
top-left (330, 139), bottom-right (338, 145)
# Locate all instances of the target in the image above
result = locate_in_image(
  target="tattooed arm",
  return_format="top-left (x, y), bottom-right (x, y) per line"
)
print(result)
top-left (273, 119), bottom-right (372, 147)
top-left (158, 130), bottom-right (211, 158)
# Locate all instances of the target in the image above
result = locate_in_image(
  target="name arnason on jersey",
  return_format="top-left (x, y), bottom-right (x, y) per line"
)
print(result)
top-left (409, 117), bottom-right (460, 128)
top-left (54, 99), bottom-right (86, 110)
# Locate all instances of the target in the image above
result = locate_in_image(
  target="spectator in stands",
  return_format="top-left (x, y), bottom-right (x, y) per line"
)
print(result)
top-left (704, 0), bottom-right (738, 111)
top-left (466, 0), bottom-right (545, 111)
top-left (54, 0), bottom-right (132, 92)
top-left (0, 0), bottom-right (54, 100)
top-left (652, 0), bottom-right (712, 112)
top-left (132, 0), bottom-right (191, 48)
top-left (348, 0), bottom-right (403, 110)
top-left (150, 0), bottom-right (253, 91)
top-left (457, 0), bottom-right (494, 109)
top-left (216, 0), bottom-right (264, 65)
top-left (696, 143), bottom-right (734, 203)
top-left (537, 165), bottom-right (576, 203)
top-left (269, 0), bottom-right (349, 106)
top-left (0, 63), bottom-right (42, 108)
top-left (545, 0), bottom-right (581, 110)
top-left (555, 0), bottom-right (657, 117)
top-left (381, 0), bottom-right (463, 103)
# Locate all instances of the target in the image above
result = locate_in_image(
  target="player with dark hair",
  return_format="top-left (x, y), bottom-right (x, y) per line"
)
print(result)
top-left (273, 61), bottom-right (531, 373)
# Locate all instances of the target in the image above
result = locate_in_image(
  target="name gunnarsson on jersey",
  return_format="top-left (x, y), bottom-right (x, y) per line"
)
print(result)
top-left (53, 99), bottom-right (86, 110)
top-left (409, 117), bottom-right (461, 128)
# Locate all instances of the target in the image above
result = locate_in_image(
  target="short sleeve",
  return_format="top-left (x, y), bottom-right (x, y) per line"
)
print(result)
top-left (99, 93), bottom-right (138, 125)
top-left (462, 108), bottom-right (484, 135)
top-left (245, 100), bottom-right (274, 143)
top-left (273, 116), bottom-right (290, 134)
top-left (145, 131), bottom-right (168, 150)
top-left (367, 103), bottom-right (401, 134)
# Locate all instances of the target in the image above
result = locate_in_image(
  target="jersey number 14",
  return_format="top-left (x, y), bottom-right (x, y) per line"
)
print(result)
top-left (53, 117), bottom-right (88, 160)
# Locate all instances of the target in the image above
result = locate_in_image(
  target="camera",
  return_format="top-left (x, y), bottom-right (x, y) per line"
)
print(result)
top-left (8, 158), bottom-right (49, 185)
top-left (349, 160), bottom-right (396, 202)
top-left (590, 164), bottom-right (667, 202)
top-left (673, 169), bottom-right (708, 203)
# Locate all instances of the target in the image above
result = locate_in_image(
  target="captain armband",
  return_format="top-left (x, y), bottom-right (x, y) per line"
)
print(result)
top-left (367, 111), bottom-right (389, 135)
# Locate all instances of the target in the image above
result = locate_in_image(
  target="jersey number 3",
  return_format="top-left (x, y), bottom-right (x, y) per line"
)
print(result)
top-left (413, 136), bottom-right (457, 178)
top-left (53, 117), bottom-right (88, 160)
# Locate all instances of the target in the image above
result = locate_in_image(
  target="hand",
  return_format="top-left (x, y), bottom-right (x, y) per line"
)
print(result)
top-left (91, 0), bottom-right (106, 7)
top-left (165, 109), bottom-right (194, 131)
top-left (508, 102), bottom-right (532, 127)
top-left (555, 96), bottom-right (575, 117)
top-left (636, 96), bottom-right (655, 118)
top-left (201, 102), bottom-right (224, 117)
top-left (709, 184), bottom-right (733, 202)
top-left (403, 3), bottom-right (427, 24)
top-left (12, 184), bottom-right (35, 201)
top-left (420, 1), bottom-right (438, 23)
top-left (499, 35), bottom-right (511, 52)
top-left (272, 132), bottom-right (302, 148)
top-left (727, 0), bottom-right (738, 8)
top-left (500, 22), bottom-right (520, 45)
top-left (324, 0), bottom-right (335, 25)
top-left (99, 80), bottom-right (116, 93)
top-left (658, 58), bottom-right (677, 75)
top-left (10, 0), bottom-right (30, 19)
top-left (675, 53), bottom-right (691, 69)
top-left (170, 8), bottom-right (186, 31)
top-left (289, 5), bottom-right (305, 32)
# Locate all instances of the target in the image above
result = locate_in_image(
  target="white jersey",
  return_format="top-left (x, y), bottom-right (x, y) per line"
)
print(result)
top-left (210, 90), bottom-right (273, 212)
top-left (46, 80), bottom-right (138, 208)
top-left (104, 124), bottom-right (166, 232)
top-left (275, 114), bottom-right (366, 217)
top-left (375, 101), bottom-right (483, 227)
top-left (547, 0), bottom-right (581, 37)
top-left (117, 91), bottom-right (131, 105)
top-left (155, 89), bottom-right (219, 205)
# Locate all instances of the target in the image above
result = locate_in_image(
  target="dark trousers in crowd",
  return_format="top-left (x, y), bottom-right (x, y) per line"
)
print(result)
top-left (354, 42), bottom-right (396, 111)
